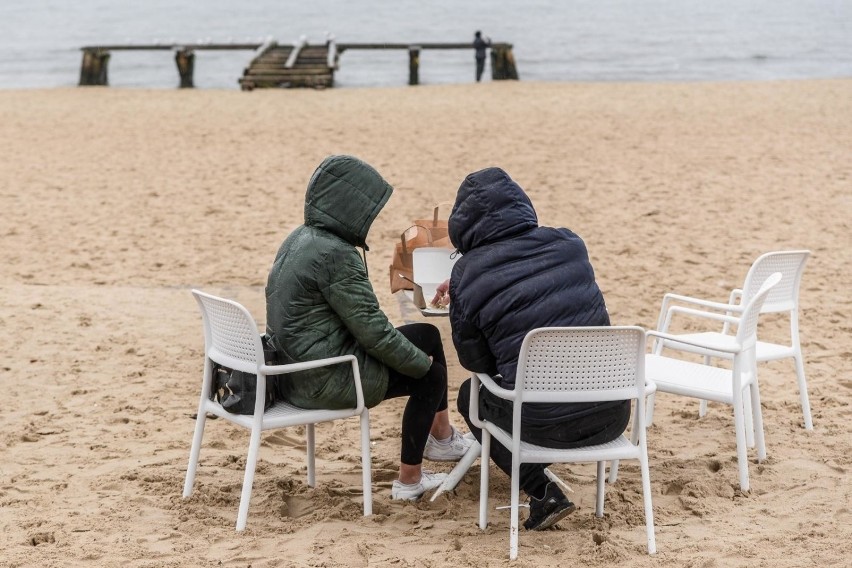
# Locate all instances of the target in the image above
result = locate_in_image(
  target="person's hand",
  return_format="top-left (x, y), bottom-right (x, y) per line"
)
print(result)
top-left (431, 279), bottom-right (451, 308)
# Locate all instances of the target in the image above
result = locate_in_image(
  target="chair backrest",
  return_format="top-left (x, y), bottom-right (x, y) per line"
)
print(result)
top-left (735, 272), bottom-right (782, 348)
top-left (516, 326), bottom-right (646, 404)
top-left (192, 290), bottom-right (265, 374)
top-left (742, 250), bottom-right (809, 313)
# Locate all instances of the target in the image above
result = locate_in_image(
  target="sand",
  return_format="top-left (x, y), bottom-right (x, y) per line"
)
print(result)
top-left (0, 79), bottom-right (850, 567)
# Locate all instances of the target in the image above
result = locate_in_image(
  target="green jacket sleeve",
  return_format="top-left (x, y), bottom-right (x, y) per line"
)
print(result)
top-left (320, 246), bottom-right (432, 378)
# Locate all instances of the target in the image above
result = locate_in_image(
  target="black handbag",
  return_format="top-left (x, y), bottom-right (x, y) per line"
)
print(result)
top-left (210, 334), bottom-right (278, 415)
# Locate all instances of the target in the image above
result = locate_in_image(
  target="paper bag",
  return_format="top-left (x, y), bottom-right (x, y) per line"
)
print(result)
top-left (389, 225), bottom-right (452, 293)
top-left (413, 203), bottom-right (452, 241)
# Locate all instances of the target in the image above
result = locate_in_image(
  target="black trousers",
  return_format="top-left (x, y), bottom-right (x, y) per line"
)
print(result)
top-left (383, 323), bottom-right (449, 466)
top-left (475, 57), bottom-right (486, 82)
top-left (457, 377), bottom-right (630, 497)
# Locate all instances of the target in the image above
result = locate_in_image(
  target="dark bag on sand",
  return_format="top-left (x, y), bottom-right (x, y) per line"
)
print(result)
top-left (210, 333), bottom-right (279, 415)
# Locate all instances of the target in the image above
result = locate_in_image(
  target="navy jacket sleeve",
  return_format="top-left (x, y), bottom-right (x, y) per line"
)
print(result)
top-left (449, 275), bottom-right (499, 376)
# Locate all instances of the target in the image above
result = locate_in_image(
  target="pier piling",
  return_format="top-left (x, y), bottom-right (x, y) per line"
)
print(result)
top-left (408, 46), bottom-right (420, 86)
top-left (79, 49), bottom-right (110, 86)
top-left (174, 49), bottom-right (195, 88)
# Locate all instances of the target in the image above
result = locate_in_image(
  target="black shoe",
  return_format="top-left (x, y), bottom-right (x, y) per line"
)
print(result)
top-left (523, 482), bottom-right (576, 531)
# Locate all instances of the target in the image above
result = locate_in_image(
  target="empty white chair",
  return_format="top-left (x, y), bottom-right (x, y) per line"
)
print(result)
top-left (656, 251), bottom-right (812, 429)
top-left (471, 326), bottom-right (655, 560)
top-left (646, 273), bottom-right (781, 492)
top-left (183, 290), bottom-right (372, 530)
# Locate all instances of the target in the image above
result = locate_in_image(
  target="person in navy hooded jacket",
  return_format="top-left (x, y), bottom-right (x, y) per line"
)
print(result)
top-left (436, 167), bottom-right (631, 531)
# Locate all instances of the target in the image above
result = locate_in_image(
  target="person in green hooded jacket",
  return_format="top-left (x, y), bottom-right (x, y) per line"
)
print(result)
top-left (266, 155), bottom-right (472, 501)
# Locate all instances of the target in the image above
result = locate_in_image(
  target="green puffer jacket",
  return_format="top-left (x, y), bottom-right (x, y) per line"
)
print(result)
top-left (265, 155), bottom-right (431, 409)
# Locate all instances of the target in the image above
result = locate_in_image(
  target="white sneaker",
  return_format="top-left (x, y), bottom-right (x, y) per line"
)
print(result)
top-left (391, 470), bottom-right (448, 501)
top-left (423, 427), bottom-right (474, 462)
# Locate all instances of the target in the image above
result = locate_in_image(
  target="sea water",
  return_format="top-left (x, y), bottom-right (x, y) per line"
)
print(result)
top-left (0, 0), bottom-right (849, 89)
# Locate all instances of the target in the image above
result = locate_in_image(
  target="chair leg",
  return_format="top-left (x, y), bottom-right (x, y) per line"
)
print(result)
top-left (360, 410), bottom-right (373, 516)
top-left (731, 388), bottom-right (750, 493)
top-left (236, 426), bottom-right (264, 531)
top-left (509, 453), bottom-right (521, 561)
top-left (595, 461), bottom-right (605, 517)
top-left (646, 392), bottom-right (656, 426)
top-left (306, 423), bottom-right (316, 487)
top-left (699, 355), bottom-right (711, 417)
top-left (183, 405), bottom-right (208, 498)
top-left (639, 448), bottom-right (656, 554)
top-left (794, 351), bottom-right (814, 430)
top-left (750, 382), bottom-right (767, 462)
top-left (743, 388), bottom-right (755, 448)
top-left (607, 461), bottom-right (619, 484)
top-left (479, 431), bottom-right (491, 530)
top-left (610, 404), bottom-right (643, 484)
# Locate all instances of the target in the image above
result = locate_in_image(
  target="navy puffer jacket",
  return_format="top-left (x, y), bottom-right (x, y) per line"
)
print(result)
top-left (448, 167), bottom-right (628, 423)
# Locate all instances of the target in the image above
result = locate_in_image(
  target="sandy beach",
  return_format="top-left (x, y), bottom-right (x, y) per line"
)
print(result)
top-left (1, 79), bottom-right (850, 567)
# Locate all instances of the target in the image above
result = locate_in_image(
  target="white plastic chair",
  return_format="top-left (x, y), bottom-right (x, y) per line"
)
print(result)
top-left (645, 272), bottom-right (782, 492)
top-left (655, 251), bottom-right (812, 430)
top-left (183, 290), bottom-right (373, 531)
top-left (470, 326), bottom-right (655, 560)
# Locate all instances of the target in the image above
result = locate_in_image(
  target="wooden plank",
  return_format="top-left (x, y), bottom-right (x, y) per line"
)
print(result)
top-left (284, 36), bottom-right (308, 68)
top-left (327, 39), bottom-right (338, 68)
top-left (336, 42), bottom-right (512, 51)
top-left (245, 69), bottom-right (333, 77)
top-left (248, 64), bottom-right (329, 72)
top-left (81, 43), bottom-right (261, 51)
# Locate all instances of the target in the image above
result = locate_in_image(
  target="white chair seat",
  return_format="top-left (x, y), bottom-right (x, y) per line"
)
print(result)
top-left (756, 340), bottom-right (796, 361)
top-left (201, 397), bottom-right (362, 431)
top-left (646, 354), bottom-right (745, 404)
top-left (662, 332), bottom-right (796, 363)
top-left (491, 425), bottom-right (641, 463)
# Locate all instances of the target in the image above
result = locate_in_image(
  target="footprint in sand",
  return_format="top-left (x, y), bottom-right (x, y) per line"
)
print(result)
top-left (29, 532), bottom-right (55, 546)
top-left (280, 494), bottom-right (315, 518)
top-left (264, 431), bottom-right (306, 448)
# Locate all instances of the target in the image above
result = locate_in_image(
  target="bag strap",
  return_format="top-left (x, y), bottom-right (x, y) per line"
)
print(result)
top-left (430, 201), bottom-right (455, 226)
top-left (400, 224), bottom-right (433, 254)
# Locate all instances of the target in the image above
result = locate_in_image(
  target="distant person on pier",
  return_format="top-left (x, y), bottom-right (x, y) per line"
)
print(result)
top-left (473, 30), bottom-right (491, 82)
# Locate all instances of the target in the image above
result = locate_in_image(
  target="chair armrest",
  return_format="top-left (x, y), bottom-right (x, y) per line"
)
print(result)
top-left (263, 354), bottom-right (365, 413)
top-left (262, 354), bottom-right (355, 375)
top-left (665, 305), bottom-right (741, 327)
top-left (644, 379), bottom-right (657, 397)
top-left (656, 292), bottom-right (744, 334)
top-left (652, 305), bottom-right (743, 354)
top-left (476, 372), bottom-right (516, 401)
top-left (469, 372), bottom-right (515, 430)
top-left (728, 289), bottom-right (744, 305)
top-left (646, 329), bottom-right (741, 354)
top-left (663, 292), bottom-right (743, 313)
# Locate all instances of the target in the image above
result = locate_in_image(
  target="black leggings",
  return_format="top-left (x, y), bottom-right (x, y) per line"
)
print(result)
top-left (383, 323), bottom-right (449, 466)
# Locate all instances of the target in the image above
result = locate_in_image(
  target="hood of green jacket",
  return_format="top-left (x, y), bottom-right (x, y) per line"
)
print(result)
top-left (304, 155), bottom-right (393, 250)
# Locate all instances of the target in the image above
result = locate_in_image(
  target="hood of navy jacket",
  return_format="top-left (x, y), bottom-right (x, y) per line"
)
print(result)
top-left (448, 167), bottom-right (539, 254)
top-left (304, 154), bottom-right (393, 250)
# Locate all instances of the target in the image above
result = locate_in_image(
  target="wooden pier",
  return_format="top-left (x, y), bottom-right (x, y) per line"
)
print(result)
top-left (79, 38), bottom-right (518, 89)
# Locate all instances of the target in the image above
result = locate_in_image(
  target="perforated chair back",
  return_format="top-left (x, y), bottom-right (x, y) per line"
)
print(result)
top-left (473, 326), bottom-right (655, 559)
top-left (193, 290), bottom-right (264, 374)
top-left (735, 272), bottom-right (783, 349)
top-left (741, 250), bottom-right (809, 314)
top-left (517, 326), bottom-right (645, 404)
